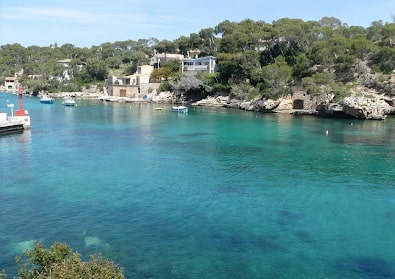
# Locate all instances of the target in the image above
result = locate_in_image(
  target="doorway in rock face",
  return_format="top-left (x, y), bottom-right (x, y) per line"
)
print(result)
top-left (293, 99), bottom-right (304, 109)
top-left (120, 89), bottom-right (126, 97)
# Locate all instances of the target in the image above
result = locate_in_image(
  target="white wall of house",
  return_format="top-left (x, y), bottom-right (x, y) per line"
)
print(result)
top-left (4, 77), bottom-right (18, 91)
top-left (181, 56), bottom-right (217, 74)
top-left (56, 59), bottom-right (72, 67)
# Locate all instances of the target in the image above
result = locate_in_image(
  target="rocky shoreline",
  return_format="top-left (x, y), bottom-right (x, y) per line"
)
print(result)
top-left (45, 89), bottom-right (395, 120)
top-left (191, 70), bottom-right (395, 120)
top-left (192, 93), bottom-right (395, 120)
top-left (44, 72), bottom-right (395, 120)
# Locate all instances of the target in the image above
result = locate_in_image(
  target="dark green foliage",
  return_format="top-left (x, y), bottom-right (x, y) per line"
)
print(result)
top-left (150, 60), bottom-right (181, 82)
top-left (302, 72), bottom-right (335, 97)
top-left (83, 58), bottom-right (108, 82)
top-left (124, 64), bottom-right (137, 76)
top-left (373, 47), bottom-right (395, 73)
top-left (216, 52), bottom-right (248, 84)
top-left (260, 56), bottom-right (293, 98)
top-left (158, 81), bottom-right (171, 92)
top-left (154, 40), bottom-right (177, 54)
top-left (11, 242), bottom-right (125, 279)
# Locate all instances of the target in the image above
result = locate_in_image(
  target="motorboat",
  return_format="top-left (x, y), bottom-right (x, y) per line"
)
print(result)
top-left (62, 96), bottom-right (76, 106)
top-left (172, 106), bottom-right (188, 113)
top-left (40, 95), bottom-right (54, 104)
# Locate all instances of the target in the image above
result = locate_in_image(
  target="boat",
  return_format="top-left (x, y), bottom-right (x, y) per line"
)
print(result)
top-left (172, 106), bottom-right (188, 113)
top-left (40, 95), bottom-right (54, 104)
top-left (0, 85), bottom-right (31, 135)
top-left (62, 96), bottom-right (76, 106)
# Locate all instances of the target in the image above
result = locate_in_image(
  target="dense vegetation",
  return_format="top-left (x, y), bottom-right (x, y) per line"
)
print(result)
top-left (1, 17), bottom-right (394, 101)
top-left (0, 242), bottom-right (125, 279)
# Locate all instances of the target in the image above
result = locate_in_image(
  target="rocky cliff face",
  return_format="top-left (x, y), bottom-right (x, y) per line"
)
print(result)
top-left (191, 71), bottom-right (395, 120)
top-left (316, 95), bottom-right (394, 120)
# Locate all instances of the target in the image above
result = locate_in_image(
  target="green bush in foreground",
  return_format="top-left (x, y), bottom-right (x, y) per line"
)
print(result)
top-left (2, 242), bottom-right (125, 279)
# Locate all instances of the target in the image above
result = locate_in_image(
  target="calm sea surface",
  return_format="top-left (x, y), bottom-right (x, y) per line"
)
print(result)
top-left (1, 92), bottom-right (395, 279)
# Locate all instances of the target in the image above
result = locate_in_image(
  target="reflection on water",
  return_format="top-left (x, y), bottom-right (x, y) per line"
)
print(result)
top-left (327, 118), bottom-right (395, 146)
top-left (0, 129), bottom-right (32, 158)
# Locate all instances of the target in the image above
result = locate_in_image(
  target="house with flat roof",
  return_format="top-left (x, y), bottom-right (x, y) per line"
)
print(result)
top-left (150, 53), bottom-right (184, 68)
top-left (106, 65), bottom-right (160, 98)
top-left (4, 77), bottom-right (18, 91)
top-left (56, 59), bottom-right (72, 67)
top-left (181, 56), bottom-right (217, 74)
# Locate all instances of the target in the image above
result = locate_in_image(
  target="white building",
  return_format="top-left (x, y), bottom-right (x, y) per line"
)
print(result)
top-left (56, 59), bottom-right (72, 67)
top-left (4, 77), bottom-right (18, 91)
top-left (181, 56), bottom-right (217, 74)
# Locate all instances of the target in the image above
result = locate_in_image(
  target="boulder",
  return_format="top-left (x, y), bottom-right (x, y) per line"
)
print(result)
top-left (193, 96), bottom-right (225, 107)
top-left (238, 99), bottom-right (280, 112)
top-left (340, 96), bottom-right (391, 120)
top-left (317, 103), bottom-right (349, 118)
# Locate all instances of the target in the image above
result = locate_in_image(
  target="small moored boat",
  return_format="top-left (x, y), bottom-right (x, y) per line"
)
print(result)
top-left (40, 95), bottom-right (54, 104)
top-left (172, 106), bottom-right (188, 113)
top-left (62, 96), bottom-right (76, 106)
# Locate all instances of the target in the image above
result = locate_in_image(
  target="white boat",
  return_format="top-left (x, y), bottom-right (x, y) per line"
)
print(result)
top-left (172, 106), bottom-right (188, 113)
top-left (62, 96), bottom-right (76, 106)
top-left (40, 95), bottom-right (54, 104)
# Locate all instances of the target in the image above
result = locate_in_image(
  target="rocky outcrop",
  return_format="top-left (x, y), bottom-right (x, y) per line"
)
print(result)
top-left (317, 95), bottom-right (393, 120)
top-left (193, 96), bottom-right (227, 107)
top-left (340, 96), bottom-right (391, 120)
top-left (239, 99), bottom-right (280, 111)
top-left (316, 103), bottom-right (349, 118)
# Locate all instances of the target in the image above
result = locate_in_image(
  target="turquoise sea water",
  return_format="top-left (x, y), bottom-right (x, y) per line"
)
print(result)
top-left (1, 92), bottom-right (395, 278)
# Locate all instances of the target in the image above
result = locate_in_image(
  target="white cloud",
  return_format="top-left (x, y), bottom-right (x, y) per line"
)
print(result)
top-left (3, 6), bottom-right (94, 23)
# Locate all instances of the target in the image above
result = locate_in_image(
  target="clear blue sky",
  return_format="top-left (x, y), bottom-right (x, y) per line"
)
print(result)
top-left (1, 0), bottom-right (394, 48)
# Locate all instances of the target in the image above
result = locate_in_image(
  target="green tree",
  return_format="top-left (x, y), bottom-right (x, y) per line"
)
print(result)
top-left (380, 23), bottom-right (395, 47)
top-left (302, 72), bottom-right (335, 97)
top-left (150, 60), bottom-right (180, 81)
top-left (216, 52), bottom-right (248, 84)
top-left (13, 242), bottom-right (125, 279)
top-left (80, 58), bottom-right (108, 82)
top-left (214, 20), bottom-right (237, 37)
top-left (351, 38), bottom-right (378, 60)
top-left (367, 20), bottom-right (384, 43)
top-left (373, 46), bottom-right (395, 73)
top-left (198, 28), bottom-right (218, 55)
top-left (261, 56), bottom-right (293, 98)
top-left (175, 36), bottom-right (190, 56)
top-left (25, 79), bottom-right (47, 94)
top-left (154, 40), bottom-right (177, 55)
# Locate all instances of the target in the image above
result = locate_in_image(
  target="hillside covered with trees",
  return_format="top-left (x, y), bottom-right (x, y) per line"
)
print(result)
top-left (1, 17), bottom-right (394, 117)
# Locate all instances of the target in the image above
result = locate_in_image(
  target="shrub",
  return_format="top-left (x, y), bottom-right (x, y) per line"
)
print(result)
top-left (10, 242), bottom-right (125, 279)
